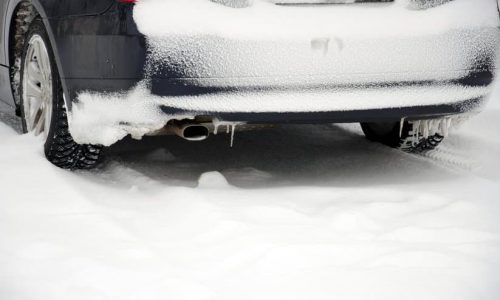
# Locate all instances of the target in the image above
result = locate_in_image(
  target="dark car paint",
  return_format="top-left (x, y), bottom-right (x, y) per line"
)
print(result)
top-left (46, 6), bottom-right (147, 107)
top-left (0, 0), bottom-right (146, 110)
top-left (2, 0), bottom-right (115, 67)
top-left (0, 68), bottom-right (11, 107)
top-left (0, 1), bottom-right (7, 66)
top-left (0, 0), bottom-right (11, 107)
top-left (36, 0), bottom-right (115, 18)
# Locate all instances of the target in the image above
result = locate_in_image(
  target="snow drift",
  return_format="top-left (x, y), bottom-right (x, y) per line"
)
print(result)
top-left (1, 98), bottom-right (500, 300)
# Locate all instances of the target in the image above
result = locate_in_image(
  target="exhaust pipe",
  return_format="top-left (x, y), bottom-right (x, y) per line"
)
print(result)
top-left (172, 123), bottom-right (210, 141)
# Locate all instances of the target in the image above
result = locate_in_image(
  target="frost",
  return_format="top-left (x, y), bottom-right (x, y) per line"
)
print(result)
top-left (134, 0), bottom-right (500, 39)
top-left (211, 0), bottom-right (253, 8)
top-left (137, 0), bottom-right (499, 86)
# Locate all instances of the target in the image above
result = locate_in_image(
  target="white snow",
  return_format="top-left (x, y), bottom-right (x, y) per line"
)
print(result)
top-left (1, 1), bottom-right (500, 298)
top-left (134, 0), bottom-right (499, 39)
top-left (1, 85), bottom-right (500, 300)
top-left (136, 0), bottom-right (499, 84)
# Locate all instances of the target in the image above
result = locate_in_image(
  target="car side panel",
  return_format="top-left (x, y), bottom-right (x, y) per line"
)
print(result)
top-left (46, 4), bottom-right (146, 109)
top-left (0, 0), bottom-right (12, 105)
top-left (0, 0), bottom-right (7, 65)
top-left (0, 66), bottom-right (14, 107)
top-left (37, 0), bottom-right (115, 18)
top-left (0, 0), bottom-right (122, 108)
top-left (47, 5), bottom-right (145, 80)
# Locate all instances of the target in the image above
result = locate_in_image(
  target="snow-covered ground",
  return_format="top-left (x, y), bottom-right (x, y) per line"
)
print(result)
top-left (1, 84), bottom-right (500, 300)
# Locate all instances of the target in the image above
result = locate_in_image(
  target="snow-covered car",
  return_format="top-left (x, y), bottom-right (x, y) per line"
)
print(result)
top-left (0, 0), bottom-right (499, 169)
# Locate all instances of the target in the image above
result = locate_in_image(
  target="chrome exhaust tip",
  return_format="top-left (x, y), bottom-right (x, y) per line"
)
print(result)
top-left (175, 124), bottom-right (210, 141)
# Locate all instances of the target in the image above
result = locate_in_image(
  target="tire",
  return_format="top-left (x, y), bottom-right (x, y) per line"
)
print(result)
top-left (360, 120), bottom-right (444, 153)
top-left (19, 19), bottom-right (102, 170)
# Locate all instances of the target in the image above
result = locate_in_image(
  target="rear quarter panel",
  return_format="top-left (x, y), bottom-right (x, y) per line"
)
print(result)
top-left (0, 0), bottom-right (8, 65)
top-left (1, 0), bottom-right (118, 106)
top-left (2, 0), bottom-right (116, 68)
top-left (37, 0), bottom-right (115, 18)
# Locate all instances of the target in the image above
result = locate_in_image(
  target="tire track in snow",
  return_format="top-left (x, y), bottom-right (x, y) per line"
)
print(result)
top-left (415, 143), bottom-right (479, 172)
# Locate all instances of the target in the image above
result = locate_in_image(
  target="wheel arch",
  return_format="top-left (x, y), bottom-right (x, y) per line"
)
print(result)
top-left (5, 0), bottom-right (77, 114)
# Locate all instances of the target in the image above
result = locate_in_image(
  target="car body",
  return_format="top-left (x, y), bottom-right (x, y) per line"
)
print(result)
top-left (0, 0), bottom-right (499, 167)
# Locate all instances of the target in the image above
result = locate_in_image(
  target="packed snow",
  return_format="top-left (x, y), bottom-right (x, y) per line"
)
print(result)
top-left (1, 81), bottom-right (500, 300)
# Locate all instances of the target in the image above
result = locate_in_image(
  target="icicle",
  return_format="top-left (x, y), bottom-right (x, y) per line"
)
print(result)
top-left (415, 121), bottom-right (419, 145)
top-left (440, 118), bottom-right (447, 137)
top-left (422, 120), bottom-right (429, 139)
top-left (230, 124), bottom-right (237, 147)
top-left (405, 113), bottom-right (473, 145)
top-left (446, 117), bottom-right (452, 136)
top-left (411, 120), bottom-right (420, 145)
top-left (211, 118), bottom-right (245, 147)
top-left (213, 118), bottom-right (221, 135)
top-left (433, 120), bottom-right (439, 136)
top-left (399, 117), bottom-right (405, 138)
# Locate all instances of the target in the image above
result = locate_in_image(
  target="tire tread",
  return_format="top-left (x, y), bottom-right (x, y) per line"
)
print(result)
top-left (20, 19), bottom-right (102, 170)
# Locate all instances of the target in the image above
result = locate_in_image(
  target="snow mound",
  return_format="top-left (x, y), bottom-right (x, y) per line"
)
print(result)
top-left (198, 171), bottom-right (231, 188)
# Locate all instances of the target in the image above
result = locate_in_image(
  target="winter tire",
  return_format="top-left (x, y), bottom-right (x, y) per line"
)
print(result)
top-left (20, 19), bottom-right (102, 169)
top-left (360, 121), bottom-right (444, 153)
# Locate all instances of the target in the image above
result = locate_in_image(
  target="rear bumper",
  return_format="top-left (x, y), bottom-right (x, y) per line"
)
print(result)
top-left (157, 83), bottom-right (490, 123)
top-left (57, 0), bottom-right (500, 98)
top-left (69, 81), bottom-right (491, 146)
top-left (51, 0), bottom-right (500, 145)
top-left (148, 27), bottom-right (499, 95)
top-left (141, 0), bottom-right (500, 93)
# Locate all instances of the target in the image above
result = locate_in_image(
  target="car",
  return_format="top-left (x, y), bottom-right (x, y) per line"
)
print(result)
top-left (0, 0), bottom-right (499, 169)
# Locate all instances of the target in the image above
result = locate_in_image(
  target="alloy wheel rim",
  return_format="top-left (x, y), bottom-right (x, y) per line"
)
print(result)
top-left (22, 34), bottom-right (53, 138)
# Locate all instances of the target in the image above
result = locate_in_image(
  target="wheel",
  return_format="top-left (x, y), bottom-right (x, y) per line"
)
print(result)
top-left (19, 19), bottom-right (102, 169)
top-left (360, 120), bottom-right (444, 153)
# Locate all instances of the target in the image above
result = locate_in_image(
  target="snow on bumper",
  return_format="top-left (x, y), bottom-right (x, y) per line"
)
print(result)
top-left (69, 83), bottom-right (491, 146)
top-left (67, 0), bottom-right (500, 146)
top-left (136, 0), bottom-right (500, 88)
